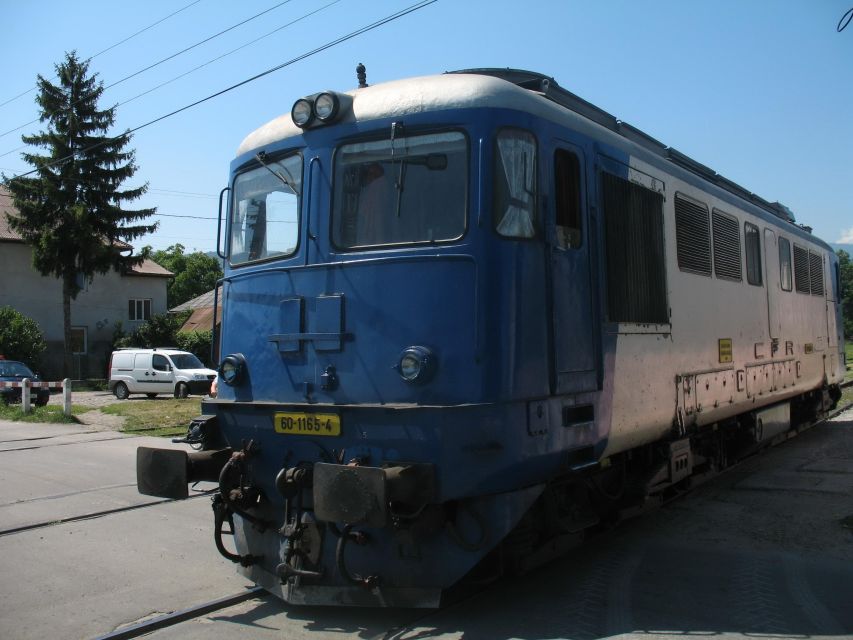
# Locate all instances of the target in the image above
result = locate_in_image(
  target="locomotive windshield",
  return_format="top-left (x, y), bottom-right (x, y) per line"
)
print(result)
top-left (229, 152), bottom-right (302, 264)
top-left (332, 131), bottom-right (467, 249)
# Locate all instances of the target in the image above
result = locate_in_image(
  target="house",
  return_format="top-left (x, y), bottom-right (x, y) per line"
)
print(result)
top-left (0, 186), bottom-right (172, 379)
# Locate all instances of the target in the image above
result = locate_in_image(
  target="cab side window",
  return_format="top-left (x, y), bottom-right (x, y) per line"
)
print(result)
top-left (554, 149), bottom-right (581, 249)
top-left (152, 354), bottom-right (170, 372)
top-left (744, 222), bottom-right (762, 286)
top-left (494, 129), bottom-right (537, 238)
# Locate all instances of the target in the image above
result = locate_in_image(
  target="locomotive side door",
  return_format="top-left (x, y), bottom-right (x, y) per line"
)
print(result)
top-left (764, 228), bottom-right (781, 339)
top-left (549, 141), bottom-right (598, 393)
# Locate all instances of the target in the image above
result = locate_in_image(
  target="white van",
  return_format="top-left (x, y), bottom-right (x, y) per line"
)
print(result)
top-left (108, 348), bottom-right (217, 399)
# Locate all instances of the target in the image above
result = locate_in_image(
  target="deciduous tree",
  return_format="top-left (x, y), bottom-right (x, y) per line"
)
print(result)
top-left (144, 243), bottom-right (223, 308)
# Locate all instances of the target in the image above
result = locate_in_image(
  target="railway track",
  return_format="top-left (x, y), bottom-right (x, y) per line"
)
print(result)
top-left (91, 586), bottom-right (268, 640)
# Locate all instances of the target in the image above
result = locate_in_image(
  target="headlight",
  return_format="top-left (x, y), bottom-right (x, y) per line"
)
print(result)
top-left (395, 346), bottom-right (436, 384)
top-left (218, 354), bottom-right (247, 386)
top-left (314, 92), bottom-right (339, 121)
top-left (291, 99), bottom-right (314, 128)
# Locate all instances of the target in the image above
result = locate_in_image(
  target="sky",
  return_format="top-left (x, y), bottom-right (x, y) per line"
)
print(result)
top-left (1, 0), bottom-right (851, 253)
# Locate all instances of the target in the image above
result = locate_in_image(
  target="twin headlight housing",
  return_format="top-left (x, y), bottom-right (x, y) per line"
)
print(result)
top-left (291, 91), bottom-right (342, 129)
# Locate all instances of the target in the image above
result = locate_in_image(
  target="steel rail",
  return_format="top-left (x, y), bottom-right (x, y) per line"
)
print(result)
top-left (91, 586), bottom-right (267, 640)
top-left (0, 490), bottom-right (214, 538)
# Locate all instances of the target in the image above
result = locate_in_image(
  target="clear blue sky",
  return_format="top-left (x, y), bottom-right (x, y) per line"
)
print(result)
top-left (2, 0), bottom-right (851, 253)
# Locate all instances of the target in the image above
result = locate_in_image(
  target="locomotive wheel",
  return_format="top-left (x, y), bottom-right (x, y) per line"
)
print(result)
top-left (174, 382), bottom-right (189, 399)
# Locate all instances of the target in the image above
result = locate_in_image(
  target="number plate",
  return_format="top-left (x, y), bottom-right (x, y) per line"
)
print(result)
top-left (274, 412), bottom-right (341, 436)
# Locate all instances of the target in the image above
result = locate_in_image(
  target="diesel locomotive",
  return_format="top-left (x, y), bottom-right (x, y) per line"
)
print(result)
top-left (137, 68), bottom-right (845, 607)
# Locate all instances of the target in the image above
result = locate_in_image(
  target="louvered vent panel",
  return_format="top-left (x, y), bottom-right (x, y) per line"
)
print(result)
top-left (793, 244), bottom-right (810, 293)
top-left (809, 251), bottom-right (824, 296)
top-left (712, 211), bottom-right (741, 280)
top-left (602, 173), bottom-right (668, 323)
top-left (675, 195), bottom-right (711, 275)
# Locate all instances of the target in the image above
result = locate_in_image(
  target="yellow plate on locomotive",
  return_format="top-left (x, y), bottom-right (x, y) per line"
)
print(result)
top-left (274, 412), bottom-right (341, 436)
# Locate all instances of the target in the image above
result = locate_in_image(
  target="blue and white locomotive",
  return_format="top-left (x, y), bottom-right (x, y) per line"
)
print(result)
top-left (137, 68), bottom-right (845, 607)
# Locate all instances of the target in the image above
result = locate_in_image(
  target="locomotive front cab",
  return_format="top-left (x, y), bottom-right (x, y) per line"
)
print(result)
top-left (138, 73), bottom-right (608, 607)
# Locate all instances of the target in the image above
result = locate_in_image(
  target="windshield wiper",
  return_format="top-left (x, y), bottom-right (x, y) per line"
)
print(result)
top-left (256, 151), bottom-right (298, 193)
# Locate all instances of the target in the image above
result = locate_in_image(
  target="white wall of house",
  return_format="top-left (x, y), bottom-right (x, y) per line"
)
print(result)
top-left (0, 241), bottom-right (169, 379)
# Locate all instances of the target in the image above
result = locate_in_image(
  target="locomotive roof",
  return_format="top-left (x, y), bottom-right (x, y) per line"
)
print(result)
top-left (238, 69), bottom-right (815, 238)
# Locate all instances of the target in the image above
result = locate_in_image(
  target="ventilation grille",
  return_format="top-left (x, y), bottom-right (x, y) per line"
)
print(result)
top-left (602, 172), bottom-right (668, 323)
top-left (712, 211), bottom-right (741, 281)
top-left (675, 195), bottom-right (711, 275)
top-left (793, 244), bottom-right (810, 293)
top-left (809, 251), bottom-right (824, 296)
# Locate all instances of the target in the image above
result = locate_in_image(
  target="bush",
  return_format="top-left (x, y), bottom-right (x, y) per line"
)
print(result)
top-left (114, 312), bottom-right (191, 350)
top-left (0, 306), bottom-right (47, 366)
top-left (176, 330), bottom-right (214, 368)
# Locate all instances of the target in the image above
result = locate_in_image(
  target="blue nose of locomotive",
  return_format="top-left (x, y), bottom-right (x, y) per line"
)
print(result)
top-left (216, 256), bottom-right (480, 406)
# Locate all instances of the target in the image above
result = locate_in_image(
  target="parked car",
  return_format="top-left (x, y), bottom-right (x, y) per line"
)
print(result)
top-left (0, 358), bottom-right (50, 406)
top-left (108, 348), bottom-right (217, 399)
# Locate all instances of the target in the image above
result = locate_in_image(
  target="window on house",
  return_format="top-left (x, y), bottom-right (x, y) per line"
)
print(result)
top-left (675, 193), bottom-right (711, 276)
top-left (712, 209), bottom-right (741, 281)
top-left (554, 149), bottom-right (581, 248)
top-left (601, 172), bottom-right (668, 323)
top-left (128, 299), bottom-right (152, 321)
top-left (70, 327), bottom-right (87, 354)
top-left (494, 129), bottom-right (537, 238)
top-left (744, 222), bottom-right (762, 286)
top-left (778, 237), bottom-right (792, 291)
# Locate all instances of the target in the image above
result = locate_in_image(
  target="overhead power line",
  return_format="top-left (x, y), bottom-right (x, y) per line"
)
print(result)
top-left (117, 0), bottom-right (342, 109)
top-left (0, 0), bottom-right (296, 141)
top-left (2, 0), bottom-right (438, 186)
top-left (0, 0), bottom-right (204, 111)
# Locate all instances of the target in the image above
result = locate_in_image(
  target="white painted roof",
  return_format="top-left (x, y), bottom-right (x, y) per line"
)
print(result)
top-left (236, 73), bottom-right (567, 157)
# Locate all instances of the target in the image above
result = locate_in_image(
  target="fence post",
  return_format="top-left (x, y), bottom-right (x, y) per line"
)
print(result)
top-left (63, 379), bottom-right (72, 416)
top-left (22, 378), bottom-right (31, 414)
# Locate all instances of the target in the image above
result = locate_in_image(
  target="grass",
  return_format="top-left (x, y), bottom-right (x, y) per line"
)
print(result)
top-left (845, 341), bottom-right (853, 383)
top-left (100, 398), bottom-right (202, 438)
top-left (0, 402), bottom-right (90, 424)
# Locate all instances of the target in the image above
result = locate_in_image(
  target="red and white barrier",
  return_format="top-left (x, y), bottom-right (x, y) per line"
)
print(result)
top-left (0, 378), bottom-right (72, 415)
top-left (0, 381), bottom-right (65, 389)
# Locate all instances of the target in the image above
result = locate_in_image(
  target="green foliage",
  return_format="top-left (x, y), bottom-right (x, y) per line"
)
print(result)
top-left (101, 399), bottom-right (199, 437)
top-left (837, 250), bottom-right (853, 339)
top-left (114, 311), bottom-right (191, 349)
top-left (2, 51), bottom-right (157, 376)
top-left (176, 330), bottom-right (214, 367)
top-left (144, 243), bottom-right (222, 308)
top-left (0, 403), bottom-right (81, 424)
top-left (0, 306), bottom-right (47, 366)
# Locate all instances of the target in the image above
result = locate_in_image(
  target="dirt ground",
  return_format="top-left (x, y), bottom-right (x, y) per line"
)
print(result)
top-left (48, 390), bottom-right (127, 430)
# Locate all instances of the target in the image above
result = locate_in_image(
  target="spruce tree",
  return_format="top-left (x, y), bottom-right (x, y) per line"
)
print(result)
top-left (3, 51), bottom-right (158, 377)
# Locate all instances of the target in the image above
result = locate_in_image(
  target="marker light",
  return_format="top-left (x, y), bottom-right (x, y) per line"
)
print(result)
top-left (291, 99), bottom-right (314, 128)
top-left (314, 92), bottom-right (340, 121)
top-left (395, 346), bottom-right (436, 384)
top-left (218, 354), bottom-right (247, 386)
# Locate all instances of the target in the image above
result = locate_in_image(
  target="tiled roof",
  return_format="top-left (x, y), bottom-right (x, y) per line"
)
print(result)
top-left (127, 258), bottom-right (173, 278)
top-left (0, 187), bottom-right (24, 242)
top-left (171, 285), bottom-right (221, 312)
top-left (179, 305), bottom-right (221, 332)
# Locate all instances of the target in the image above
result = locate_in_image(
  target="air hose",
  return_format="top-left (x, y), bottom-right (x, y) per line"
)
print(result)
top-left (335, 524), bottom-right (380, 589)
